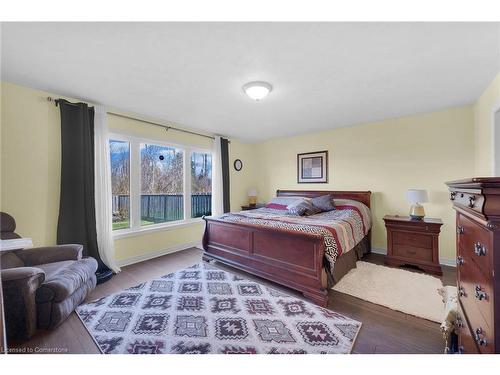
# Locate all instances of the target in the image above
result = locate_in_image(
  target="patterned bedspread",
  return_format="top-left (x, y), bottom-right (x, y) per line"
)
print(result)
top-left (213, 199), bottom-right (371, 274)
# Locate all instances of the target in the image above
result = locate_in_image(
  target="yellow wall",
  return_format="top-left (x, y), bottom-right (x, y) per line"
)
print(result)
top-left (1, 82), bottom-right (62, 248)
top-left (0, 82), bottom-right (256, 263)
top-left (229, 139), bottom-right (258, 211)
top-left (253, 107), bottom-right (475, 263)
top-left (474, 72), bottom-right (500, 176)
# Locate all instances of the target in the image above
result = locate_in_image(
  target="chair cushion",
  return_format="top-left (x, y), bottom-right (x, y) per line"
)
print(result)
top-left (44, 276), bottom-right (97, 329)
top-left (36, 257), bottom-right (98, 303)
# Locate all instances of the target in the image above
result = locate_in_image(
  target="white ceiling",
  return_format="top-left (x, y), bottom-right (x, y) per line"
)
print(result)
top-left (2, 22), bottom-right (499, 142)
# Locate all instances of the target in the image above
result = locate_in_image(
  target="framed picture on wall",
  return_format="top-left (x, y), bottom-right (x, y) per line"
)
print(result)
top-left (297, 150), bottom-right (328, 183)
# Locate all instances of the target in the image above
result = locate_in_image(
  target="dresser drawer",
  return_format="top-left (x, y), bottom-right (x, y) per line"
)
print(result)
top-left (457, 214), bottom-right (492, 278)
top-left (463, 308), bottom-right (494, 354)
top-left (457, 253), bottom-right (493, 332)
top-left (457, 303), bottom-right (479, 354)
top-left (450, 189), bottom-right (485, 215)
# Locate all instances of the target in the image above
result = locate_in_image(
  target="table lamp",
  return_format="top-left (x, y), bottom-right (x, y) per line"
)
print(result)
top-left (248, 188), bottom-right (258, 207)
top-left (406, 189), bottom-right (428, 220)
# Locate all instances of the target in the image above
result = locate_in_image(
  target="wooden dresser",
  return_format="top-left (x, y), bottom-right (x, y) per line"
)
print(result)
top-left (447, 178), bottom-right (500, 354)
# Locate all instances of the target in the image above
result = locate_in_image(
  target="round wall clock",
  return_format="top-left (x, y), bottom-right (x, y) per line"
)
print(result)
top-left (234, 159), bottom-right (243, 171)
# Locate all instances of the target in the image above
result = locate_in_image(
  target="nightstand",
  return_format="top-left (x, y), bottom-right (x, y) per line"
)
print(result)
top-left (383, 215), bottom-right (443, 275)
top-left (241, 204), bottom-right (264, 211)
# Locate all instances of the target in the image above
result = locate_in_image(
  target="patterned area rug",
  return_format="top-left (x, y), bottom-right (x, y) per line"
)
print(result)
top-left (76, 263), bottom-right (361, 354)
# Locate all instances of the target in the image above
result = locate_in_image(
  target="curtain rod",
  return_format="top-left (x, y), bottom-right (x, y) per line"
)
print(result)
top-left (46, 96), bottom-right (219, 141)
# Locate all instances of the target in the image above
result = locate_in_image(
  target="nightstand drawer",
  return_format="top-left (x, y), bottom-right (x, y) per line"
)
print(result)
top-left (393, 244), bottom-right (433, 262)
top-left (393, 231), bottom-right (432, 249)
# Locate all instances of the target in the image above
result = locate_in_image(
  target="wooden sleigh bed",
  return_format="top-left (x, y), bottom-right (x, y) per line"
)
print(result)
top-left (202, 190), bottom-right (372, 307)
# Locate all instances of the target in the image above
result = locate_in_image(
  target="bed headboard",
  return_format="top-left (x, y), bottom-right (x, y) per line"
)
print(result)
top-left (276, 190), bottom-right (372, 209)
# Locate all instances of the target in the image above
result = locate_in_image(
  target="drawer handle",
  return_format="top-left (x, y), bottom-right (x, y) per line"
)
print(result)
top-left (475, 285), bottom-right (487, 301)
top-left (407, 249), bottom-right (417, 255)
top-left (450, 191), bottom-right (457, 201)
top-left (468, 195), bottom-right (476, 208)
top-left (456, 256), bottom-right (464, 266)
top-left (474, 243), bottom-right (487, 257)
top-left (457, 226), bottom-right (464, 235)
top-left (458, 286), bottom-right (466, 297)
top-left (474, 328), bottom-right (488, 346)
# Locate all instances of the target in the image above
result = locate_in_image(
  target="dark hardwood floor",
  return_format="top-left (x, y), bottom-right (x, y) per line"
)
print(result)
top-left (8, 248), bottom-right (455, 354)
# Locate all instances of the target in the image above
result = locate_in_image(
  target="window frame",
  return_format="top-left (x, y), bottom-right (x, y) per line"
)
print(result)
top-left (109, 130), bottom-right (213, 239)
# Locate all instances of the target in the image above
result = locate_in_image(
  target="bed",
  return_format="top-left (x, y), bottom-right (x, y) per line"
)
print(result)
top-left (202, 190), bottom-right (372, 307)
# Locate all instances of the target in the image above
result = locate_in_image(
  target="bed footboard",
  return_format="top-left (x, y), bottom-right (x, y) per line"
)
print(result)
top-left (202, 217), bottom-right (329, 306)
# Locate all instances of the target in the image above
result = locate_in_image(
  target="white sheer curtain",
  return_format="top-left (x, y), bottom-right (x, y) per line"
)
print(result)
top-left (211, 135), bottom-right (224, 216)
top-left (94, 105), bottom-right (120, 273)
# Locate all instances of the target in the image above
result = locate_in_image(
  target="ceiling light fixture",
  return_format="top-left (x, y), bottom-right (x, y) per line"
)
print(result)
top-left (242, 81), bottom-right (273, 101)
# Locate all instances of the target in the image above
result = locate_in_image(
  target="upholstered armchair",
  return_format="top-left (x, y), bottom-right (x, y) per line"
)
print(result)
top-left (0, 212), bottom-right (98, 340)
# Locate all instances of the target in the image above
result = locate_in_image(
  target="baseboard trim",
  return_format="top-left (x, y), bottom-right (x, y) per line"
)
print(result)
top-left (117, 241), bottom-right (202, 268)
top-left (439, 258), bottom-right (457, 268)
top-left (371, 247), bottom-right (456, 268)
top-left (371, 247), bottom-right (387, 256)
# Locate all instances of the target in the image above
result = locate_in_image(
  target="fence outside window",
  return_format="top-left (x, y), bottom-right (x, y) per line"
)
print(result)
top-left (112, 193), bottom-right (211, 228)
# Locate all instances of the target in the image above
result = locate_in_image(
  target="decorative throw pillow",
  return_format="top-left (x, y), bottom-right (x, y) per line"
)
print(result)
top-left (265, 196), bottom-right (310, 210)
top-left (265, 203), bottom-right (288, 210)
top-left (287, 200), bottom-right (322, 216)
top-left (311, 194), bottom-right (336, 212)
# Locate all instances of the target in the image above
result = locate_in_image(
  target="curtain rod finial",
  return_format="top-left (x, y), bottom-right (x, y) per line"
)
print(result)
top-left (47, 97), bottom-right (59, 107)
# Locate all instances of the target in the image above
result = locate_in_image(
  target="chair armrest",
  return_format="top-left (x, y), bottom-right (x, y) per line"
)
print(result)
top-left (1, 267), bottom-right (45, 286)
top-left (1, 267), bottom-right (45, 340)
top-left (17, 244), bottom-right (83, 266)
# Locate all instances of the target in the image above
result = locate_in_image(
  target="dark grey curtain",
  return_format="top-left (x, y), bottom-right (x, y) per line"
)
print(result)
top-left (221, 138), bottom-right (230, 213)
top-left (57, 100), bottom-right (106, 272)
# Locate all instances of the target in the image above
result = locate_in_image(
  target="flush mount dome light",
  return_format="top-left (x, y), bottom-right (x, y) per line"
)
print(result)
top-left (242, 81), bottom-right (273, 101)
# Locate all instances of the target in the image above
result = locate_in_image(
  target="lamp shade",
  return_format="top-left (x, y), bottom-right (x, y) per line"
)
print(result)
top-left (248, 188), bottom-right (258, 197)
top-left (406, 189), bottom-right (428, 204)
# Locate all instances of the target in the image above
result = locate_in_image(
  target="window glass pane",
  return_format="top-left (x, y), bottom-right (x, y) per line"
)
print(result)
top-left (110, 140), bottom-right (130, 230)
top-left (191, 152), bottom-right (212, 217)
top-left (141, 144), bottom-right (184, 225)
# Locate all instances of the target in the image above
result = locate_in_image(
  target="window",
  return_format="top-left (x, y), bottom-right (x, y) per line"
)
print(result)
top-left (109, 134), bottom-right (212, 233)
top-left (191, 152), bottom-right (212, 217)
top-left (141, 143), bottom-right (184, 225)
top-left (110, 140), bottom-right (131, 230)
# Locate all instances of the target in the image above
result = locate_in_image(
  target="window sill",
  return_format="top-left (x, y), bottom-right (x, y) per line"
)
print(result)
top-left (112, 218), bottom-right (205, 240)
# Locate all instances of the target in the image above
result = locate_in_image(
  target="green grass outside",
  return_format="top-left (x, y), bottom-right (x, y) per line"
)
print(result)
top-left (112, 219), bottom-right (154, 230)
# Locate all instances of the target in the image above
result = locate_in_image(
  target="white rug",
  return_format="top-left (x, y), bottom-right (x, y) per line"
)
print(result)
top-left (333, 261), bottom-right (446, 322)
